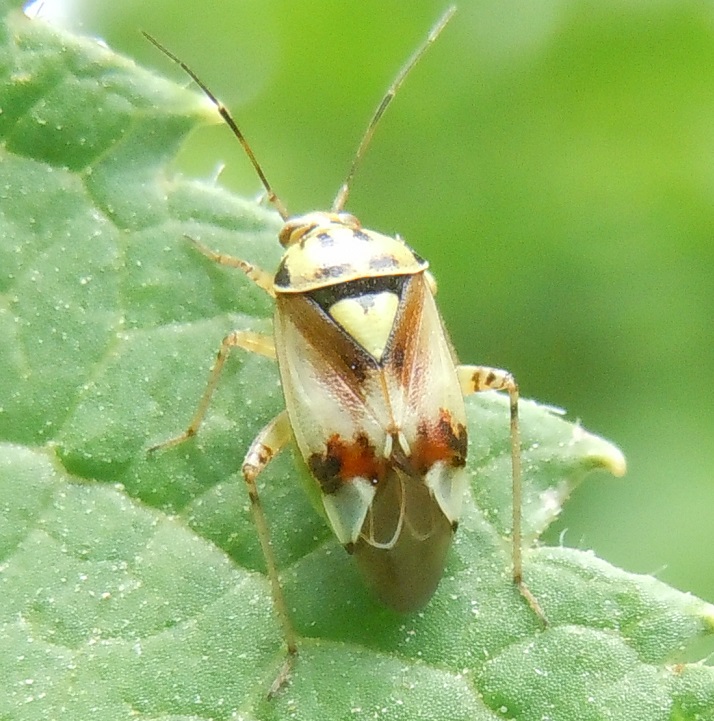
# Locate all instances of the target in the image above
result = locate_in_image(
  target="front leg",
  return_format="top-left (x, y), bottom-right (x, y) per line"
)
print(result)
top-left (148, 330), bottom-right (275, 453)
top-left (457, 365), bottom-right (546, 624)
top-left (187, 236), bottom-right (276, 297)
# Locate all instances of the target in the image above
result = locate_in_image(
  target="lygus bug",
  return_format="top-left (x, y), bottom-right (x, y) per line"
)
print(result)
top-left (147, 5), bottom-right (543, 690)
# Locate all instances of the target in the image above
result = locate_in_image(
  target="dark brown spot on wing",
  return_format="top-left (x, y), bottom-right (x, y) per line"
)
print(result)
top-left (349, 358), bottom-right (367, 383)
top-left (391, 345), bottom-right (406, 372)
top-left (308, 452), bottom-right (342, 494)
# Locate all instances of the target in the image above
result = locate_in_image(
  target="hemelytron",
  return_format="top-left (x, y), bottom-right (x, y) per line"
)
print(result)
top-left (146, 6), bottom-right (544, 694)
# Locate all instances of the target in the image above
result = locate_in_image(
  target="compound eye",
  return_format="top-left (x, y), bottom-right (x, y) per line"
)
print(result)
top-left (337, 212), bottom-right (361, 229)
top-left (279, 220), bottom-right (317, 247)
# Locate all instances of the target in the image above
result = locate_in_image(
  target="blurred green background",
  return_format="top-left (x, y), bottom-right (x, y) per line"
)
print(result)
top-left (36, 0), bottom-right (714, 605)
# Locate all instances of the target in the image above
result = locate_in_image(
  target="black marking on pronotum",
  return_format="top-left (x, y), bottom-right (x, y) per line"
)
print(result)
top-left (274, 262), bottom-right (291, 287)
top-left (368, 255), bottom-right (401, 272)
top-left (308, 275), bottom-right (407, 310)
top-left (313, 264), bottom-right (354, 281)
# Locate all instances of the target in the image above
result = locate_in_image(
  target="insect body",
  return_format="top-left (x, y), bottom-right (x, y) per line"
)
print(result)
top-left (274, 210), bottom-right (468, 612)
top-left (146, 6), bottom-right (542, 693)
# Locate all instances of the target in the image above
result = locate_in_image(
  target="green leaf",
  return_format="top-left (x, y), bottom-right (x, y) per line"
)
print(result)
top-left (1, 8), bottom-right (712, 721)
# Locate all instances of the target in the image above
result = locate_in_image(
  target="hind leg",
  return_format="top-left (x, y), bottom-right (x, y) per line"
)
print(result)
top-left (457, 365), bottom-right (546, 624)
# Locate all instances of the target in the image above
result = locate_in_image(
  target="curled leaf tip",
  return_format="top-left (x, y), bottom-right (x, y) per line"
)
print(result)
top-left (599, 443), bottom-right (627, 477)
top-left (701, 603), bottom-right (714, 631)
top-left (571, 424), bottom-right (627, 477)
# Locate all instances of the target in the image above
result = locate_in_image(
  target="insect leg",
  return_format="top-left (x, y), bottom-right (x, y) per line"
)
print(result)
top-left (456, 364), bottom-right (547, 624)
top-left (148, 330), bottom-right (275, 453)
top-left (186, 235), bottom-right (275, 296)
top-left (242, 410), bottom-right (298, 696)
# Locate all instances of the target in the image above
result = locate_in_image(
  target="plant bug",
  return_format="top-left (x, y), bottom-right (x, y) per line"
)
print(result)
top-left (146, 6), bottom-right (544, 693)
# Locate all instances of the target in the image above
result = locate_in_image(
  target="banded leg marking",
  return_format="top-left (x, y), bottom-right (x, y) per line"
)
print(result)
top-left (187, 235), bottom-right (275, 297)
top-left (242, 410), bottom-right (298, 695)
top-left (457, 364), bottom-right (546, 624)
top-left (148, 330), bottom-right (275, 453)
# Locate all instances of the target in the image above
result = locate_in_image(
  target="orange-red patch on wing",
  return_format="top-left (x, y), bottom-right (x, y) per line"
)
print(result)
top-left (308, 433), bottom-right (386, 494)
top-left (413, 409), bottom-right (467, 474)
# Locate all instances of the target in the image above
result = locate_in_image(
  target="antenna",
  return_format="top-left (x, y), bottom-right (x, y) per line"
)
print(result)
top-left (142, 31), bottom-right (290, 220)
top-left (332, 6), bottom-right (456, 213)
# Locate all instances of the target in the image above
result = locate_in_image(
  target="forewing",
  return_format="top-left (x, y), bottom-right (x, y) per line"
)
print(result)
top-left (273, 294), bottom-right (390, 460)
top-left (383, 273), bottom-right (467, 448)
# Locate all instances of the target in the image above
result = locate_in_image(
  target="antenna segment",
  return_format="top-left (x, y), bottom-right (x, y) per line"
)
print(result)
top-left (142, 31), bottom-right (290, 220)
top-left (144, 5), bottom-right (455, 219)
top-left (332, 6), bottom-right (456, 212)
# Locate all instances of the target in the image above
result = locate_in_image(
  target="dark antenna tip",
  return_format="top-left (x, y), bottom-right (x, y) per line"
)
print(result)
top-left (332, 6), bottom-right (457, 212)
top-left (142, 30), bottom-right (289, 220)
